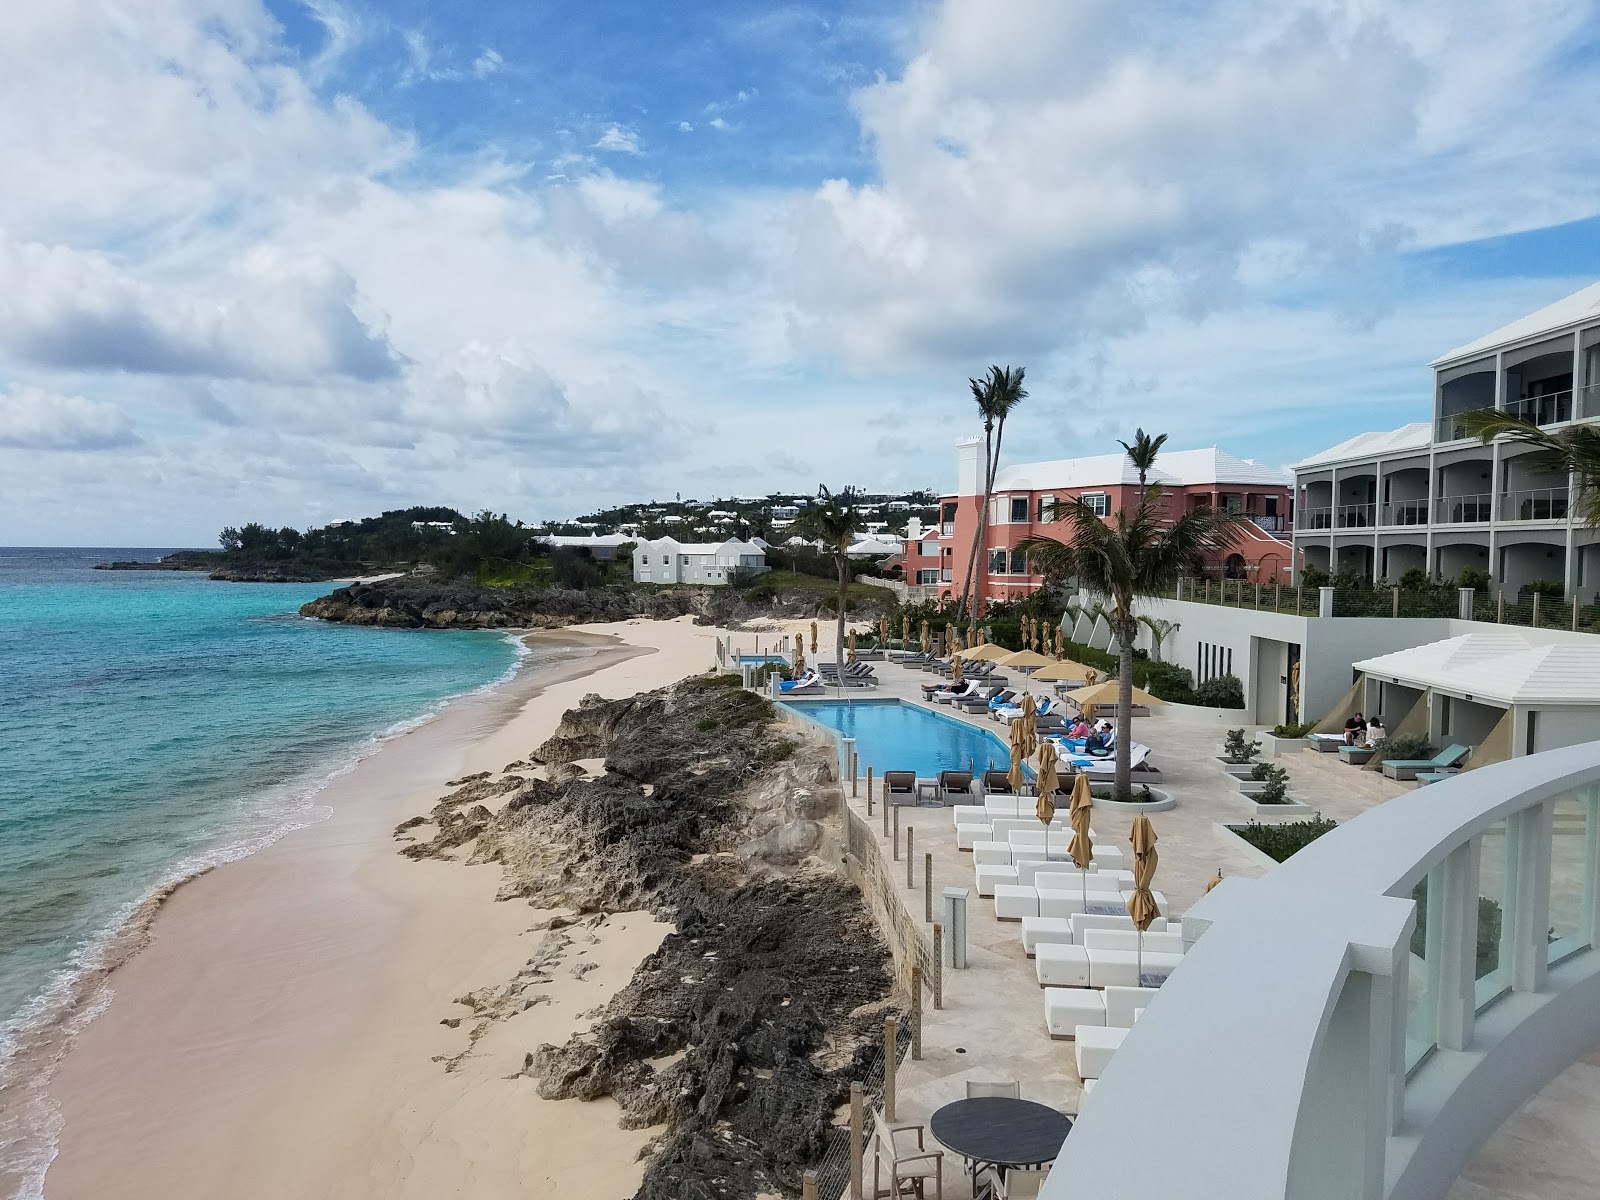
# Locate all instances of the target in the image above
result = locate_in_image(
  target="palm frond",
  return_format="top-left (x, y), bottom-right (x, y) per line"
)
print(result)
top-left (1459, 408), bottom-right (1600, 528)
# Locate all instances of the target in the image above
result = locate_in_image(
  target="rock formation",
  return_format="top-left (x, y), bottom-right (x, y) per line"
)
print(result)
top-left (396, 674), bottom-right (896, 1199)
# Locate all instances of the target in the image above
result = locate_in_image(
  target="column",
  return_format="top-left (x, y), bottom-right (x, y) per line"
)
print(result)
top-left (1508, 801), bottom-right (1554, 994)
top-left (1435, 839), bottom-right (1481, 1051)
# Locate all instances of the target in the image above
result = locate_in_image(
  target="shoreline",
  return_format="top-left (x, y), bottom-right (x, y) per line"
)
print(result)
top-left (28, 618), bottom-right (719, 1200)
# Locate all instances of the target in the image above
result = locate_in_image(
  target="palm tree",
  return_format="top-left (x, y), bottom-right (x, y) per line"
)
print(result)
top-left (1459, 410), bottom-right (1600, 527)
top-left (957, 365), bottom-right (1028, 620)
top-left (1017, 490), bottom-right (1246, 801)
top-left (1135, 614), bottom-right (1180, 662)
top-left (1118, 428), bottom-right (1168, 486)
top-left (793, 485), bottom-right (867, 670)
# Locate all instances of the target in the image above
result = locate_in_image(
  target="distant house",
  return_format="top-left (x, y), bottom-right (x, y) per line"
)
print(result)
top-left (632, 538), bottom-right (768, 585)
top-left (887, 501), bottom-right (911, 512)
top-left (660, 515), bottom-right (686, 525)
top-left (535, 533), bottom-right (636, 561)
top-left (770, 505), bottom-right (800, 520)
top-left (411, 520), bottom-right (457, 533)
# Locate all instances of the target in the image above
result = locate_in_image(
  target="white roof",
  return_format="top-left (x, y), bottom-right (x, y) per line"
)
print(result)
top-left (1354, 628), bottom-right (1600, 706)
top-left (1294, 423), bottom-right (1433, 470)
top-left (537, 533), bottom-right (636, 549)
top-left (635, 537), bottom-right (764, 557)
top-left (992, 447), bottom-right (1288, 492)
top-left (1433, 281), bottom-right (1600, 366)
top-left (847, 536), bottom-right (903, 557)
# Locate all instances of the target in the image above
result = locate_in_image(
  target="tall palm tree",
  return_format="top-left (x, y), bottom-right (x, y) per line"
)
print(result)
top-left (1118, 428), bottom-right (1168, 486)
top-left (1017, 490), bottom-right (1246, 801)
top-left (957, 365), bottom-right (1028, 620)
top-left (794, 485), bottom-right (867, 670)
top-left (1459, 410), bottom-right (1600, 527)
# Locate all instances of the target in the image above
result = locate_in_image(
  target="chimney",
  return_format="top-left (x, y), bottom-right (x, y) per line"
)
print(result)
top-left (956, 437), bottom-right (983, 498)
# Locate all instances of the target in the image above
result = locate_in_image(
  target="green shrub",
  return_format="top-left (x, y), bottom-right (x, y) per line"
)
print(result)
top-left (1231, 818), bottom-right (1337, 862)
top-left (743, 582), bottom-right (777, 602)
top-left (1412, 884), bottom-right (1502, 976)
top-left (1222, 729), bottom-right (1260, 763)
top-left (1194, 674), bottom-right (1246, 708)
top-left (1372, 732), bottom-right (1434, 763)
top-left (1271, 721), bottom-right (1316, 738)
top-left (752, 663), bottom-right (791, 686)
top-left (1397, 567), bottom-right (1434, 592)
top-left (695, 717), bottom-right (719, 731)
top-left (1142, 661), bottom-right (1196, 704)
top-left (1299, 564), bottom-right (1330, 589)
top-left (1525, 578), bottom-right (1565, 599)
top-left (1456, 566), bottom-right (1490, 592)
top-left (1253, 763), bottom-right (1290, 803)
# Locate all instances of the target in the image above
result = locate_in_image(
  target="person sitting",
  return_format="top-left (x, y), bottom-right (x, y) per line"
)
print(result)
top-left (778, 669), bottom-right (820, 693)
top-left (1343, 712), bottom-right (1367, 746)
top-left (1068, 719), bottom-right (1092, 740)
top-left (1364, 715), bottom-right (1386, 746)
top-left (1084, 722), bottom-right (1115, 757)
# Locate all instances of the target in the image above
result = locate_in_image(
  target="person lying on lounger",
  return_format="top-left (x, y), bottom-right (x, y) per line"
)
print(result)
top-left (1084, 720), bottom-right (1116, 757)
top-left (778, 670), bottom-right (820, 692)
top-left (934, 679), bottom-right (980, 702)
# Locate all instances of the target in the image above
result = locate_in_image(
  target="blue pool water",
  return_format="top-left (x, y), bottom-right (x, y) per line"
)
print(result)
top-left (0, 548), bottom-right (535, 1183)
top-left (781, 699), bottom-right (1015, 777)
top-left (736, 654), bottom-right (789, 666)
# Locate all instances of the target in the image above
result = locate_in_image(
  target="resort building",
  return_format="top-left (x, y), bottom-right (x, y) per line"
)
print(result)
top-left (534, 532), bottom-right (636, 560)
top-left (1293, 282), bottom-right (1600, 600)
top-left (630, 537), bottom-right (767, 585)
top-left (901, 443), bottom-right (1293, 606)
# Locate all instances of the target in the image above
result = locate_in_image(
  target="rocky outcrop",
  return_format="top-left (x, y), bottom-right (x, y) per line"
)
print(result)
top-left (299, 574), bottom-right (893, 629)
top-left (395, 675), bottom-right (895, 1199)
top-left (93, 551), bottom-right (346, 581)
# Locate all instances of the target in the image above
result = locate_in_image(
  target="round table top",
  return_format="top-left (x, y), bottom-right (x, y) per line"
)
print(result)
top-left (928, 1096), bottom-right (1071, 1168)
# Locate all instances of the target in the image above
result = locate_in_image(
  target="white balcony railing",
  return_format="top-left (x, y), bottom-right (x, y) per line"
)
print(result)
top-left (1336, 502), bottom-right (1376, 529)
top-left (1380, 500), bottom-right (1430, 527)
top-left (1433, 493), bottom-right (1493, 524)
top-left (1504, 390), bottom-right (1573, 427)
top-left (1299, 507), bottom-right (1333, 531)
top-left (1047, 743), bottom-right (1600, 1200)
top-left (1500, 487), bottom-right (1571, 522)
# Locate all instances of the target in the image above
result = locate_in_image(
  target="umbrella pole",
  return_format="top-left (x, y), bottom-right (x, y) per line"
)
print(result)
top-left (1138, 931), bottom-right (1144, 988)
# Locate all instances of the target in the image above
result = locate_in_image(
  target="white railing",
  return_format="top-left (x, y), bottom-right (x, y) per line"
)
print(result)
top-left (1499, 486), bottom-right (1571, 522)
top-left (1047, 742), bottom-right (1600, 1200)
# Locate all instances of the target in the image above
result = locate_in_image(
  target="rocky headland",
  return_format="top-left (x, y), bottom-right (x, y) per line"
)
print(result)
top-left (394, 674), bottom-right (897, 1200)
top-left (301, 573), bottom-right (892, 629)
top-left (94, 550), bottom-right (347, 582)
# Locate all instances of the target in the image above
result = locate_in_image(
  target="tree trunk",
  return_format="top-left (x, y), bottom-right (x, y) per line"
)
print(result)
top-left (1114, 611), bottom-right (1136, 803)
top-left (835, 553), bottom-right (849, 673)
top-left (957, 425), bottom-right (994, 620)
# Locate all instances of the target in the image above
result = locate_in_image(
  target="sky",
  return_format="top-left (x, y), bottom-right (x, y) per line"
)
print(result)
top-left (3, 0), bottom-right (1600, 545)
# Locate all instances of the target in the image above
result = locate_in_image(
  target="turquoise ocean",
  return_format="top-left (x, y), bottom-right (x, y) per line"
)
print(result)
top-left (0, 549), bottom-right (529, 1191)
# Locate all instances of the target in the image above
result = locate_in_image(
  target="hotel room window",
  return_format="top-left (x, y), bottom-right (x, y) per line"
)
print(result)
top-left (1083, 493), bottom-right (1110, 517)
top-left (989, 548), bottom-right (1008, 575)
top-left (1037, 495), bottom-right (1054, 522)
top-left (1009, 548), bottom-right (1028, 574)
top-left (1010, 496), bottom-right (1029, 523)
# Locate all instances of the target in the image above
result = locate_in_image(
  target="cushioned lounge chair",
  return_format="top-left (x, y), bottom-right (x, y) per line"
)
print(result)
top-left (937, 770), bottom-right (975, 805)
top-left (1381, 744), bottom-right (1470, 781)
top-left (981, 770), bottom-right (1015, 797)
top-left (884, 770), bottom-right (917, 806)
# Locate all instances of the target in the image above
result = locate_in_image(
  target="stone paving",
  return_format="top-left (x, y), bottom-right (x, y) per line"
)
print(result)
top-left (828, 658), bottom-right (1407, 1199)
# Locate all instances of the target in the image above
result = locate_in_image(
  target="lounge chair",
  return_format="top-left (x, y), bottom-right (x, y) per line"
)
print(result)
top-left (1381, 744), bottom-right (1470, 781)
top-left (1337, 744), bottom-right (1375, 766)
top-left (986, 689), bottom-right (1019, 713)
top-left (937, 770), bottom-right (975, 805)
top-left (883, 770), bottom-right (918, 806)
top-left (957, 687), bottom-right (1003, 714)
top-left (980, 770), bottom-right (1015, 797)
top-left (933, 681), bottom-right (983, 705)
top-left (777, 670), bottom-right (823, 695)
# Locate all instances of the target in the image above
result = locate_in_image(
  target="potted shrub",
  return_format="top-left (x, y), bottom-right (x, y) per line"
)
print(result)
top-left (1260, 720), bottom-right (1315, 758)
top-left (1218, 728), bottom-right (1261, 777)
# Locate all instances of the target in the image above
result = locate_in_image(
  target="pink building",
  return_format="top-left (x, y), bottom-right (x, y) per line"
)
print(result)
top-left (902, 439), bottom-right (1294, 607)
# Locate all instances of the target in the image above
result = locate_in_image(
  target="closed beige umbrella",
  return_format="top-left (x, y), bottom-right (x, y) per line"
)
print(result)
top-left (1205, 869), bottom-right (1225, 894)
top-left (1018, 693), bottom-right (1038, 758)
top-left (1055, 627), bottom-right (1065, 659)
top-left (848, 630), bottom-right (857, 664)
top-left (1007, 719), bottom-right (1027, 792)
top-left (1068, 771), bottom-right (1094, 906)
top-left (794, 641), bottom-right (806, 674)
top-left (902, 614), bottom-right (911, 651)
top-left (951, 653), bottom-right (964, 683)
top-left (1035, 741), bottom-right (1059, 857)
top-left (920, 621), bottom-right (930, 654)
top-left (879, 615), bottom-right (888, 647)
top-left (810, 621), bottom-right (818, 654)
top-left (1127, 814), bottom-right (1162, 985)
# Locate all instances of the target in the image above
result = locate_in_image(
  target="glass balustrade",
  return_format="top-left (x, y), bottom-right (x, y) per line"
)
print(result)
top-left (1504, 390), bottom-right (1573, 426)
top-left (1335, 503), bottom-right (1375, 528)
top-left (1474, 819), bottom-right (1512, 1010)
top-left (1300, 507), bottom-right (1333, 530)
top-left (1499, 487), bottom-right (1571, 521)
top-left (1381, 500), bottom-right (1430, 526)
top-left (1548, 791), bottom-right (1592, 966)
top-left (1433, 493), bottom-right (1493, 523)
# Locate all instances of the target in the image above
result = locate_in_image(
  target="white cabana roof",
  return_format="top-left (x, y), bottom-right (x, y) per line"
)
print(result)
top-left (1354, 628), bottom-right (1600, 706)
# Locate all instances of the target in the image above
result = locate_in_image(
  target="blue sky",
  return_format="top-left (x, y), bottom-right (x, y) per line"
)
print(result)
top-left (2, 0), bottom-right (1600, 543)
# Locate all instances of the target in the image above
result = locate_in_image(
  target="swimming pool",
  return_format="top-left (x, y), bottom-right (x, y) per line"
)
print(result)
top-left (781, 699), bottom-right (1016, 778)
top-left (736, 654), bottom-right (790, 666)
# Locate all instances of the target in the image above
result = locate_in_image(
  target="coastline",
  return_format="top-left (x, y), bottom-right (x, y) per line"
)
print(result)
top-left (32, 617), bottom-right (722, 1200)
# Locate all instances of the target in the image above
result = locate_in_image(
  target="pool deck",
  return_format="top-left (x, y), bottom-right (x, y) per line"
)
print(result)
top-left (820, 657), bottom-right (1416, 1197)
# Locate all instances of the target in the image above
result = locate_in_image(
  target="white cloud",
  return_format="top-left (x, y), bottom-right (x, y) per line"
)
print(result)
top-left (594, 123), bottom-right (642, 154)
top-left (677, 121), bottom-right (694, 133)
top-left (0, 386), bottom-right (139, 450)
top-left (472, 48), bottom-right (504, 78)
top-left (707, 117), bottom-right (730, 131)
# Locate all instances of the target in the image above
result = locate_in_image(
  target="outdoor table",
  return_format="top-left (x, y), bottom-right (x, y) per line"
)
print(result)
top-left (916, 780), bottom-right (941, 807)
top-left (928, 1096), bottom-right (1071, 1199)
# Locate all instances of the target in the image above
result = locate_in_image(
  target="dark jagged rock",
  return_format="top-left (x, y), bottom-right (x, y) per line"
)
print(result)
top-left (397, 675), bottom-right (891, 1199)
top-left (298, 574), bottom-right (893, 629)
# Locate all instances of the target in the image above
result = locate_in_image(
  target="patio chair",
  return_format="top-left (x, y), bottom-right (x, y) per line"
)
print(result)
top-left (869, 1111), bottom-right (943, 1200)
top-left (980, 770), bottom-right (1015, 797)
top-left (986, 690), bottom-right (1019, 712)
top-left (884, 770), bottom-right (918, 806)
top-left (991, 1165), bottom-right (1050, 1199)
top-left (937, 770), bottom-right (975, 805)
top-left (965, 1080), bottom-right (1021, 1099)
top-left (1380, 743), bottom-right (1470, 781)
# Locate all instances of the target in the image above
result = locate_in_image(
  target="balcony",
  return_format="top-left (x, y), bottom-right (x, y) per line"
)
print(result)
top-left (1500, 486), bottom-right (1571, 522)
top-left (1434, 493), bottom-right (1493, 524)
top-left (1380, 500), bottom-right (1429, 527)
top-left (1047, 744), bottom-right (1600, 1200)
top-left (1299, 507), bottom-right (1333, 531)
top-left (1335, 502), bottom-right (1375, 529)
top-left (1505, 390), bottom-right (1574, 427)
top-left (1250, 514), bottom-right (1287, 533)
top-left (1582, 382), bottom-right (1600, 420)
top-left (1436, 413), bottom-right (1474, 442)
top-left (940, 522), bottom-right (955, 537)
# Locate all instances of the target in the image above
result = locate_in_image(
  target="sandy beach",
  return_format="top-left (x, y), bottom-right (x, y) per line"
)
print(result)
top-left (38, 617), bottom-right (727, 1200)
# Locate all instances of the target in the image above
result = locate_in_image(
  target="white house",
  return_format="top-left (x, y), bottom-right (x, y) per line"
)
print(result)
top-left (632, 537), bottom-right (768, 585)
top-left (535, 532), bottom-right (637, 561)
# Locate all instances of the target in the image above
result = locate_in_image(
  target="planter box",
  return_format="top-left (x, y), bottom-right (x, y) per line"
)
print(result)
top-left (1086, 786), bottom-right (1177, 813)
top-left (1219, 762), bottom-right (1258, 779)
top-left (1260, 734), bottom-right (1309, 758)
top-left (1234, 778), bottom-right (1272, 796)
top-left (1245, 798), bottom-right (1314, 817)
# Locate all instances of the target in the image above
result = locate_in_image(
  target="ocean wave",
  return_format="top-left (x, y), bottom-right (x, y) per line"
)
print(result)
top-left (0, 634), bottom-right (558, 1198)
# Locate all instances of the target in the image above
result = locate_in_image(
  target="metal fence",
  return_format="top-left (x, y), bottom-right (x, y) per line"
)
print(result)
top-left (808, 1017), bottom-right (912, 1200)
